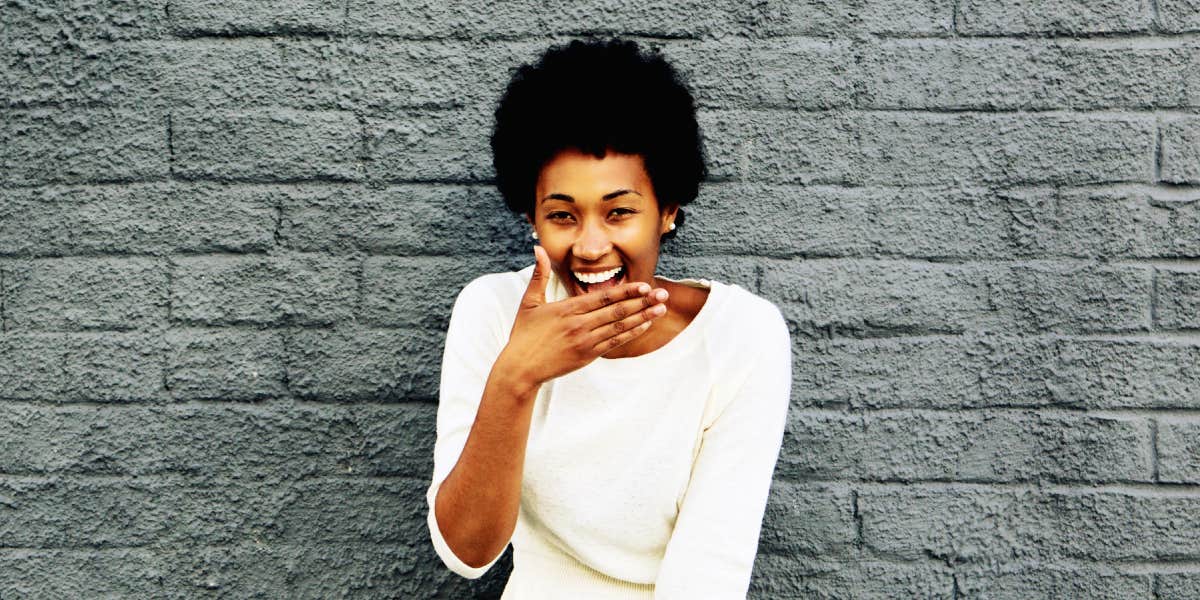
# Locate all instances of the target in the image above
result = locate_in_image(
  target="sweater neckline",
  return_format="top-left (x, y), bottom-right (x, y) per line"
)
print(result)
top-left (538, 266), bottom-right (723, 372)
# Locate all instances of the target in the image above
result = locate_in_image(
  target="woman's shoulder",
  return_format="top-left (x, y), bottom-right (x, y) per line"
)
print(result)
top-left (454, 267), bottom-right (531, 306)
top-left (449, 267), bottom-right (534, 329)
top-left (707, 281), bottom-right (788, 337)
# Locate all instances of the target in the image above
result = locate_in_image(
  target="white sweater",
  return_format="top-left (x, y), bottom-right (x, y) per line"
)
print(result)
top-left (426, 264), bottom-right (792, 599)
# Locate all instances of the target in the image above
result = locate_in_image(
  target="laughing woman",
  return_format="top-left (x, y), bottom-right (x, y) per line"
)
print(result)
top-left (425, 38), bottom-right (792, 599)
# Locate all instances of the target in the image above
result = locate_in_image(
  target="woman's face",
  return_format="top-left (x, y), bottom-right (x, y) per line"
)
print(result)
top-left (529, 148), bottom-right (677, 298)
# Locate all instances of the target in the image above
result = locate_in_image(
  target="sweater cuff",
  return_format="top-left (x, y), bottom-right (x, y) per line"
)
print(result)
top-left (426, 476), bottom-right (506, 579)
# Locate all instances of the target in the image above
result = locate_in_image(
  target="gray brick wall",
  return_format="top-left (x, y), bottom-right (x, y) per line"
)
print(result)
top-left (1, 1), bottom-right (1198, 598)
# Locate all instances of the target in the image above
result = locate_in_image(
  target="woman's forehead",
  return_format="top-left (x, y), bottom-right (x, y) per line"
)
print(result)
top-left (535, 149), bottom-right (653, 201)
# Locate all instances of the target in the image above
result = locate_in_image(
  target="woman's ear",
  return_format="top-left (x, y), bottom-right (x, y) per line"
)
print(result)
top-left (659, 204), bottom-right (679, 234)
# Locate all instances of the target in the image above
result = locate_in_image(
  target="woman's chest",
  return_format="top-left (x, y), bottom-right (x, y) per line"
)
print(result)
top-left (520, 361), bottom-right (716, 550)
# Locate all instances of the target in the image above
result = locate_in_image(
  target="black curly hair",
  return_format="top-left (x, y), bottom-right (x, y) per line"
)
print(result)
top-left (490, 38), bottom-right (706, 241)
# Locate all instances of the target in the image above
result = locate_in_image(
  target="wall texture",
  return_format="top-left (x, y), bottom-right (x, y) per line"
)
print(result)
top-left (2, 0), bottom-right (1200, 598)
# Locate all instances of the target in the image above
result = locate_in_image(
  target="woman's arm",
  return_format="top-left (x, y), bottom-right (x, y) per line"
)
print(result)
top-left (434, 354), bottom-right (539, 568)
top-left (653, 301), bottom-right (792, 599)
top-left (429, 246), bottom-right (670, 575)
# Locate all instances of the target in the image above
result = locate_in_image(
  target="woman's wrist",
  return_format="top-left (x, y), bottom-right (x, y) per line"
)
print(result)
top-left (490, 350), bottom-right (543, 401)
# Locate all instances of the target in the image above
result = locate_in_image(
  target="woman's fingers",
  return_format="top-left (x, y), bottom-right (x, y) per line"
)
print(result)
top-left (565, 281), bottom-right (650, 314)
top-left (581, 288), bottom-right (669, 331)
top-left (589, 302), bottom-right (666, 354)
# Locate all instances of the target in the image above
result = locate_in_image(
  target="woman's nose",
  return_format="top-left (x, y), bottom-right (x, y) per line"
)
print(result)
top-left (573, 221), bottom-right (612, 260)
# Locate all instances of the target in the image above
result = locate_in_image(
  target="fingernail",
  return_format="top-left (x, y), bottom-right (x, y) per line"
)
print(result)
top-left (652, 304), bottom-right (667, 315)
top-left (655, 290), bottom-right (668, 301)
top-left (637, 283), bottom-right (650, 294)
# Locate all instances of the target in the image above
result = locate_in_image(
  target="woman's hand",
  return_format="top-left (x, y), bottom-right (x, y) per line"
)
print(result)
top-left (496, 245), bottom-right (669, 390)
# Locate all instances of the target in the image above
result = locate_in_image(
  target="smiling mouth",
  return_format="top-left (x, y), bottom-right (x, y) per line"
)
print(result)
top-left (572, 265), bottom-right (626, 294)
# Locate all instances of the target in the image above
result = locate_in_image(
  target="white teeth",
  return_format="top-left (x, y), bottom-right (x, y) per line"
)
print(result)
top-left (573, 266), bottom-right (622, 284)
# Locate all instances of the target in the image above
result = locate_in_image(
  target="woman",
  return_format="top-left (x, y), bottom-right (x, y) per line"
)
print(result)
top-left (425, 38), bottom-right (792, 599)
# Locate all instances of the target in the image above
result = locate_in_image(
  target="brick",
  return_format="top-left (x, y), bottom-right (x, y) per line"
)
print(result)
top-left (164, 329), bottom-right (286, 400)
top-left (851, 113), bottom-right (1155, 186)
top-left (753, 0), bottom-right (954, 36)
top-left (362, 109), bottom-right (492, 183)
top-left (860, 486), bottom-right (1200, 562)
top-left (699, 110), bottom-right (857, 185)
top-left (676, 184), bottom-right (1010, 259)
top-left (173, 110), bottom-right (363, 182)
top-left (1052, 338), bottom-right (1200, 409)
top-left (860, 39), bottom-right (1200, 110)
top-left (779, 410), bottom-right (1151, 483)
top-left (1, 41), bottom-right (166, 109)
top-left (1158, 0), bottom-right (1200, 32)
top-left (1159, 420), bottom-right (1200, 483)
top-left (1002, 188), bottom-right (1200, 259)
top-left (1157, 269), bottom-right (1200, 329)
top-left (703, 111), bottom-right (1155, 185)
top-left (287, 327), bottom-right (445, 401)
top-left (321, 39), bottom-right (538, 113)
top-left (0, 476), bottom-right (275, 547)
top-left (678, 185), bottom-right (1193, 263)
top-left (361, 255), bottom-right (514, 330)
top-left (789, 335), bottom-right (994, 409)
top-left (955, 562), bottom-right (1150, 599)
top-left (957, 0), bottom-right (1152, 35)
top-left (155, 542), bottom-right (469, 599)
top-left (1144, 195), bottom-right (1200, 258)
top-left (167, 0), bottom-right (344, 36)
top-left (277, 184), bottom-right (527, 256)
top-left (273, 478), bottom-right (425, 543)
top-left (0, 403), bottom-right (434, 478)
top-left (350, 0), bottom-right (850, 39)
top-left (0, 183), bottom-right (275, 257)
top-left (995, 262), bottom-right (1151, 333)
top-left (0, 109), bottom-right (169, 185)
top-left (61, 332), bottom-right (165, 402)
top-left (762, 260), bottom-right (999, 338)
top-left (0, 333), bottom-right (70, 401)
top-left (757, 482), bottom-right (856, 557)
top-left (0, 0), bottom-right (168, 48)
top-left (1160, 572), bottom-right (1200, 600)
top-left (655, 255), bottom-right (762, 293)
top-left (665, 39), bottom-right (855, 110)
top-left (4, 257), bottom-right (166, 331)
top-left (346, 0), bottom-right (545, 37)
top-left (749, 554), bottom-right (952, 599)
top-left (1161, 118), bottom-right (1200, 184)
top-left (170, 253), bottom-right (357, 327)
top-left (790, 334), bottom-right (1200, 411)
top-left (0, 549), bottom-right (165, 598)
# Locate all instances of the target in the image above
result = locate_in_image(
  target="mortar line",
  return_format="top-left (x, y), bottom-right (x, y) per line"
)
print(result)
top-left (1151, 268), bottom-right (1160, 327)
top-left (851, 490), bottom-right (863, 548)
top-left (1150, 0), bottom-right (1162, 33)
top-left (0, 267), bottom-right (5, 333)
top-left (1150, 418), bottom-right (1161, 483)
top-left (166, 113), bottom-right (175, 180)
top-left (1155, 117), bottom-right (1164, 182)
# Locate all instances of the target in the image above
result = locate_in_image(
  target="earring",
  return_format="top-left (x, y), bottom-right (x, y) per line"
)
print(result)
top-left (531, 230), bottom-right (539, 240)
top-left (668, 222), bottom-right (676, 231)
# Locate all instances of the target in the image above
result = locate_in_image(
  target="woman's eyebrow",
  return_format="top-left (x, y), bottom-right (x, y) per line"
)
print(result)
top-left (541, 189), bottom-right (642, 203)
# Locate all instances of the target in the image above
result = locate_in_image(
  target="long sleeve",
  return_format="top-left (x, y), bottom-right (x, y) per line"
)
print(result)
top-left (653, 304), bottom-right (792, 599)
top-left (425, 276), bottom-right (511, 579)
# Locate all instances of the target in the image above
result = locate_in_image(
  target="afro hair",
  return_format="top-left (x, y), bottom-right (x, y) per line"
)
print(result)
top-left (490, 38), bottom-right (706, 239)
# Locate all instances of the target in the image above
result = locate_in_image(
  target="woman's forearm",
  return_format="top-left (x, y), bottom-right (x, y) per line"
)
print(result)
top-left (433, 355), bottom-right (540, 568)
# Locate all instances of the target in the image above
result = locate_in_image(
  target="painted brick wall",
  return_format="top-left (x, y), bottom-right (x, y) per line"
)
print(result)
top-left (2, 1), bottom-right (1199, 598)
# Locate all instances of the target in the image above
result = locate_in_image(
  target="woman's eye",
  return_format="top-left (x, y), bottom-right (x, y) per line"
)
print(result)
top-left (547, 212), bottom-right (574, 222)
top-left (609, 208), bottom-right (636, 218)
